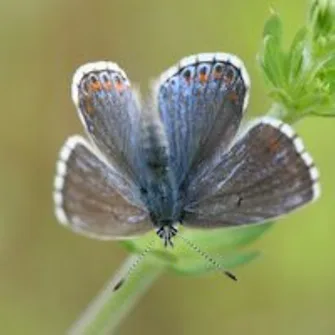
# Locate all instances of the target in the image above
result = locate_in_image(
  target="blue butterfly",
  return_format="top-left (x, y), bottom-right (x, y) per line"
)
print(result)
top-left (54, 53), bottom-right (320, 252)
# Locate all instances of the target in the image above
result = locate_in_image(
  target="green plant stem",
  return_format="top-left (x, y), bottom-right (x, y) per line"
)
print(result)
top-left (68, 255), bottom-right (164, 335)
top-left (267, 103), bottom-right (298, 124)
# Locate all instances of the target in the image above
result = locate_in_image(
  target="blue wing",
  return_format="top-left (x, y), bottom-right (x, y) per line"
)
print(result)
top-left (72, 61), bottom-right (142, 185)
top-left (153, 53), bottom-right (250, 186)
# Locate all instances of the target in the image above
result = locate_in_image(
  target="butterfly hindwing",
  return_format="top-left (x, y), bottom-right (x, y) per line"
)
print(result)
top-left (183, 117), bottom-right (320, 227)
top-left (53, 136), bottom-right (152, 239)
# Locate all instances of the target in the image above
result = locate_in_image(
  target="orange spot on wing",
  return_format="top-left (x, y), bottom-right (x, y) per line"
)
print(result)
top-left (268, 137), bottom-right (280, 152)
top-left (114, 81), bottom-right (124, 92)
top-left (199, 73), bottom-right (208, 83)
top-left (103, 81), bottom-right (112, 90)
top-left (227, 91), bottom-right (239, 103)
top-left (90, 81), bottom-right (102, 91)
top-left (83, 97), bottom-right (94, 115)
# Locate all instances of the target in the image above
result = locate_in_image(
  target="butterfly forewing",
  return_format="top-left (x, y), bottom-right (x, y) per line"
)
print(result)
top-left (72, 62), bottom-right (142, 184)
top-left (154, 53), bottom-right (250, 186)
top-left (183, 117), bottom-right (320, 227)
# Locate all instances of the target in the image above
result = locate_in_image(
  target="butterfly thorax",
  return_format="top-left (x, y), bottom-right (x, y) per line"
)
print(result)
top-left (155, 224), bottom-right (178, 247)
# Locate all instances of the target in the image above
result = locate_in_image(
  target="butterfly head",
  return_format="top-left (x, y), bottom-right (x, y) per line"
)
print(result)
top-left (148, 210), bottom-right (180, 247)
top-left (156, 224), bottom-right (178, 247)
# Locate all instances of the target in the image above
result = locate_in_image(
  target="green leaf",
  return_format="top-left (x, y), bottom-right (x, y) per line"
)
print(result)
top-left (288, 28), bottom-right (308, 84)
top-left (309, 0), bottom-right (335, 59)
top-left (259, 1), bottom-right (335, 122)
top-left (306, 53), bottom-right (335, 83)
top-left (309, 0), bottom-right (335, 39)
top-left (267, 88), bottom-right (293, 106)
top-left (259, 12), bottom-right (288, 89)
top-left (263, 11), bottom-right (282, 42)
top-left (260, 35), bottom-right (287, 87)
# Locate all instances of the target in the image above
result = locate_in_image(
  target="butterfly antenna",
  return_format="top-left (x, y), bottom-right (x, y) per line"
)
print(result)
top-left (113, 238), bottom-right (156, 291)
top-left (177, 233), bottom-right (237, 282)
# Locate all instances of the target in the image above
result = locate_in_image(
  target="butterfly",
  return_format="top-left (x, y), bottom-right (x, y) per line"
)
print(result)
top-left (53, 53), bottom-right (320, 252)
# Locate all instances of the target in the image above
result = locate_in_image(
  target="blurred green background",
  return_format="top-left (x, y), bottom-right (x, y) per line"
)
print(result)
top-left (0, 0), bottom-right (334, 334)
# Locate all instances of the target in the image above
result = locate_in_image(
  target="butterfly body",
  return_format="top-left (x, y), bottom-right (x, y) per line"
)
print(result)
top-left (54, 53), bottom-right (320, 246)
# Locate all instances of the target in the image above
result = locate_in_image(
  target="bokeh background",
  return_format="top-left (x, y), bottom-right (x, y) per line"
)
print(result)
top-left (1, 0), bottom-right (334, 334)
